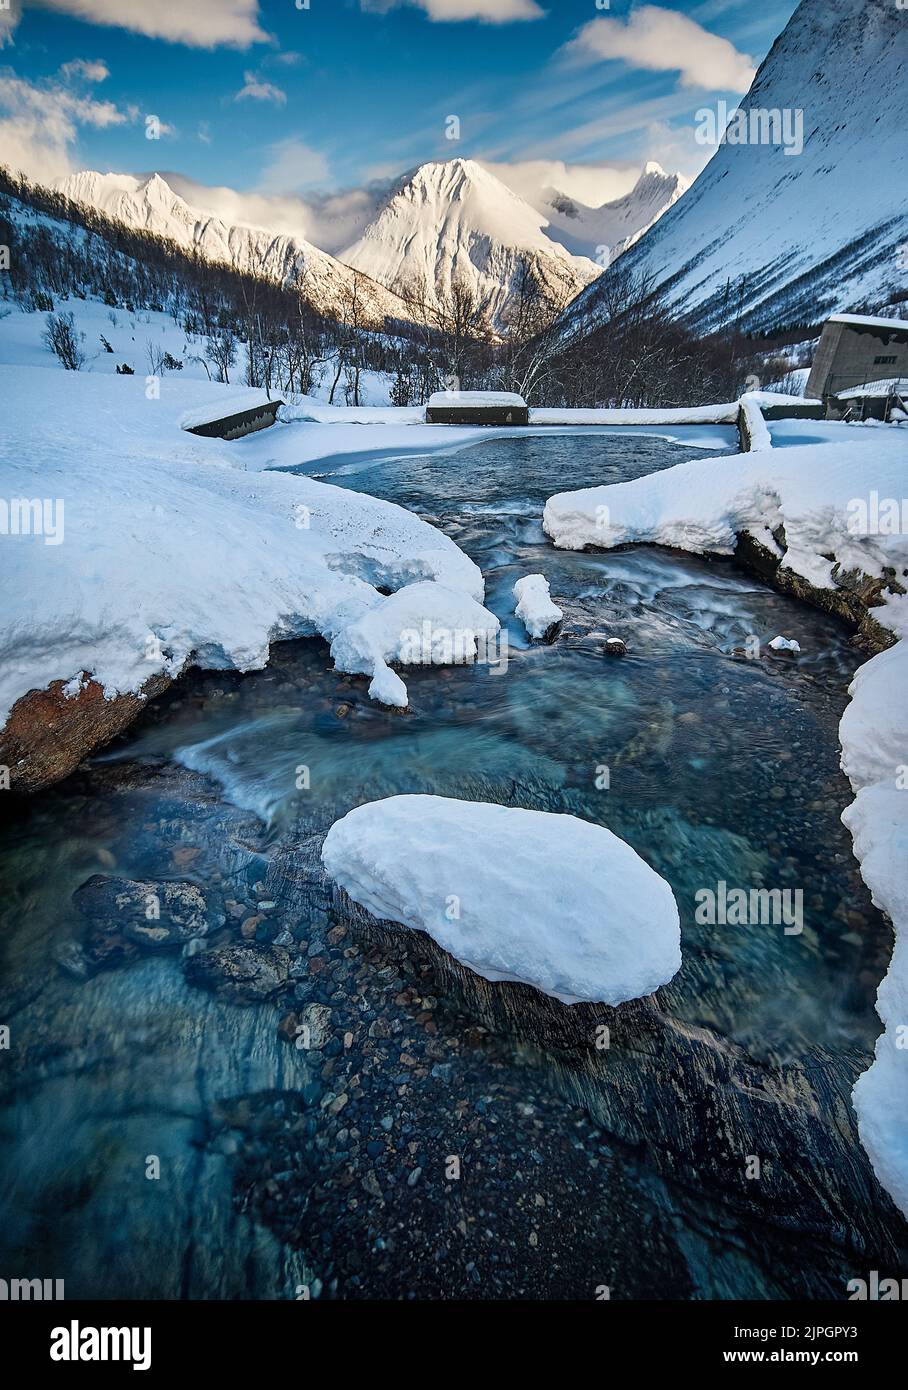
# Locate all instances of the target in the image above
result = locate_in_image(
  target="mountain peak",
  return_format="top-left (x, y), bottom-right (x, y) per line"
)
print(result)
top-left (341, 157), bottom-right (599, 331)
top-left (559, 0), bottom-right (907, 335)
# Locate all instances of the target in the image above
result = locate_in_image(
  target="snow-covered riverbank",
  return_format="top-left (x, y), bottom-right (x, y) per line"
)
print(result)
top-left (543, 430), bottom-right (908, 1219)
top-left (0, 367), bottom-right (493, 740)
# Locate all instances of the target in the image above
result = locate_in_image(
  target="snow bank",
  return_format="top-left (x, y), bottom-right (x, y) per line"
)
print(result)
top-left (841, 641), bottom-right (908, 1219)
top-left (321, 795), bottom-right (681, 1004)
top-left (513, 574), bottom-right (562, 639)
top-left (279, 397), bottom-right (426, 426)
top-left (529, 402), bottom-right (739, 426)
top-left (543, 436), bottom-right (908, 601)
top-left (738, 392), bottom-right (773, 451)
top-left (0, 367), bottom-right (488, 724)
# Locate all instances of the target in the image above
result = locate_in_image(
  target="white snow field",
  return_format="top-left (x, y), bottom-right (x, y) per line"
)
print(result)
top-left (321, 795), bottom-right (681, 1005)
top-left (513, 574), bottom-right (563, 639)
top-left (542, 431), bottom-right (908, 1217)
top-left (0, 365), bottom-right (496, 725)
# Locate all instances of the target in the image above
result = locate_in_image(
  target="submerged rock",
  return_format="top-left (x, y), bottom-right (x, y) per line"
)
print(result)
top-left (184, 942), bottom-right (292, 1003)
top-left (74, 873), bottom-right (223, 968)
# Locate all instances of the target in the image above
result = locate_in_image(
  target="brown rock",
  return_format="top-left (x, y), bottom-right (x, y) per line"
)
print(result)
top-left (0, 670), bottom-right (173, 794)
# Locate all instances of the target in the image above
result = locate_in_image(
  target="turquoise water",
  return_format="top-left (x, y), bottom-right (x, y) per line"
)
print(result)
top-left (114, 428), bottom-right (884, 1055)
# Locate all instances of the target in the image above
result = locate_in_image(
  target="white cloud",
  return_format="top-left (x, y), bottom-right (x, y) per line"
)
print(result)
top-left (363, 0), bottom-right (544, 22)
top-left (481, 158), bottom-right (641, 211)
top-left (566, 5), bottom-right (755, 93)
top-left (28, 0), bottom-right (269, 50)
top-left (59, 58), bottom-right (110, 83)
top-left (162, 172), bottom-right (390, 255)
top-left (0, 69), bottom-right (129, 183)
top-left (235, 71), bottom-right (287, 105)
top-left (256, 138), bottom-right (331, 195)
top-left (641, 119), bottom-right (714, 181)
top-left (1, 1), bottom-right (23, 49)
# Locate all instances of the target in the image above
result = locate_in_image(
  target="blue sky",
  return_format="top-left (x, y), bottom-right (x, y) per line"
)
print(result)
top-left (0, 0), bottom-right (798, 210)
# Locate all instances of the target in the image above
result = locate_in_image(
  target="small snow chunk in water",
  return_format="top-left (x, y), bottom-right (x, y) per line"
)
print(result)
top-left (768, 635), bottom-right (801, 652)
top-left (513, 574), bottom-right (562, 640)
top-left (321, 794), bottom-right (681, 1005)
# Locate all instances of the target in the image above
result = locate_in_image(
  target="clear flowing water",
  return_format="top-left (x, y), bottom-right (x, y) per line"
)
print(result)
top-left (0, 426), bottom-right (897, 1299)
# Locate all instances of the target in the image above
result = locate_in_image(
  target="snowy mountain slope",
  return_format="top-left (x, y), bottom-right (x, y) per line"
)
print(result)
top-left (541, 163), bottom-right (689, 262)
top-left (560, 0), bottom-right (908, 336)
top-left (341, 159), bottom-right (601, 331)
top-left (56, 170), bottom-right (412, 329)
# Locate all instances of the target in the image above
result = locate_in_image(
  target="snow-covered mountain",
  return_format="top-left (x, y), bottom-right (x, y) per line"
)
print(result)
top-left (540, 163), bottom-right (689, 262)
top-left (56, 170), bottom-right (412, 328)
top-left (340, 159), bottom-right (601, 331)
top-left (561, 0), bottom-right (908, 338)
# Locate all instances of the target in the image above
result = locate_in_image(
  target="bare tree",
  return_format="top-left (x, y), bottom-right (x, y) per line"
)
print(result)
top-left (205, 327), bottom-right (236, 383)
top-left (328, 270), bottom-right (369, 406)
top-left (400, 270), bottom-right (492, 391)
top-left (145, 338), bottom-right (166, 375)
top-left (42, 311), bottom-right (85, 370)
top-left (496, 256), bottom-right (569, 402)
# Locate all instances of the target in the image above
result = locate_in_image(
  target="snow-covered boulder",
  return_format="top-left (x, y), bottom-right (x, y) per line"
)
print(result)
top-left (321, 794), bottom-right (681, 1005)
top-left (513, 574), bottom-right (563, 640)
top-left (329, 581), bottom-right (500, 708)
top-left (427, 390), bottom-right (527, 409)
